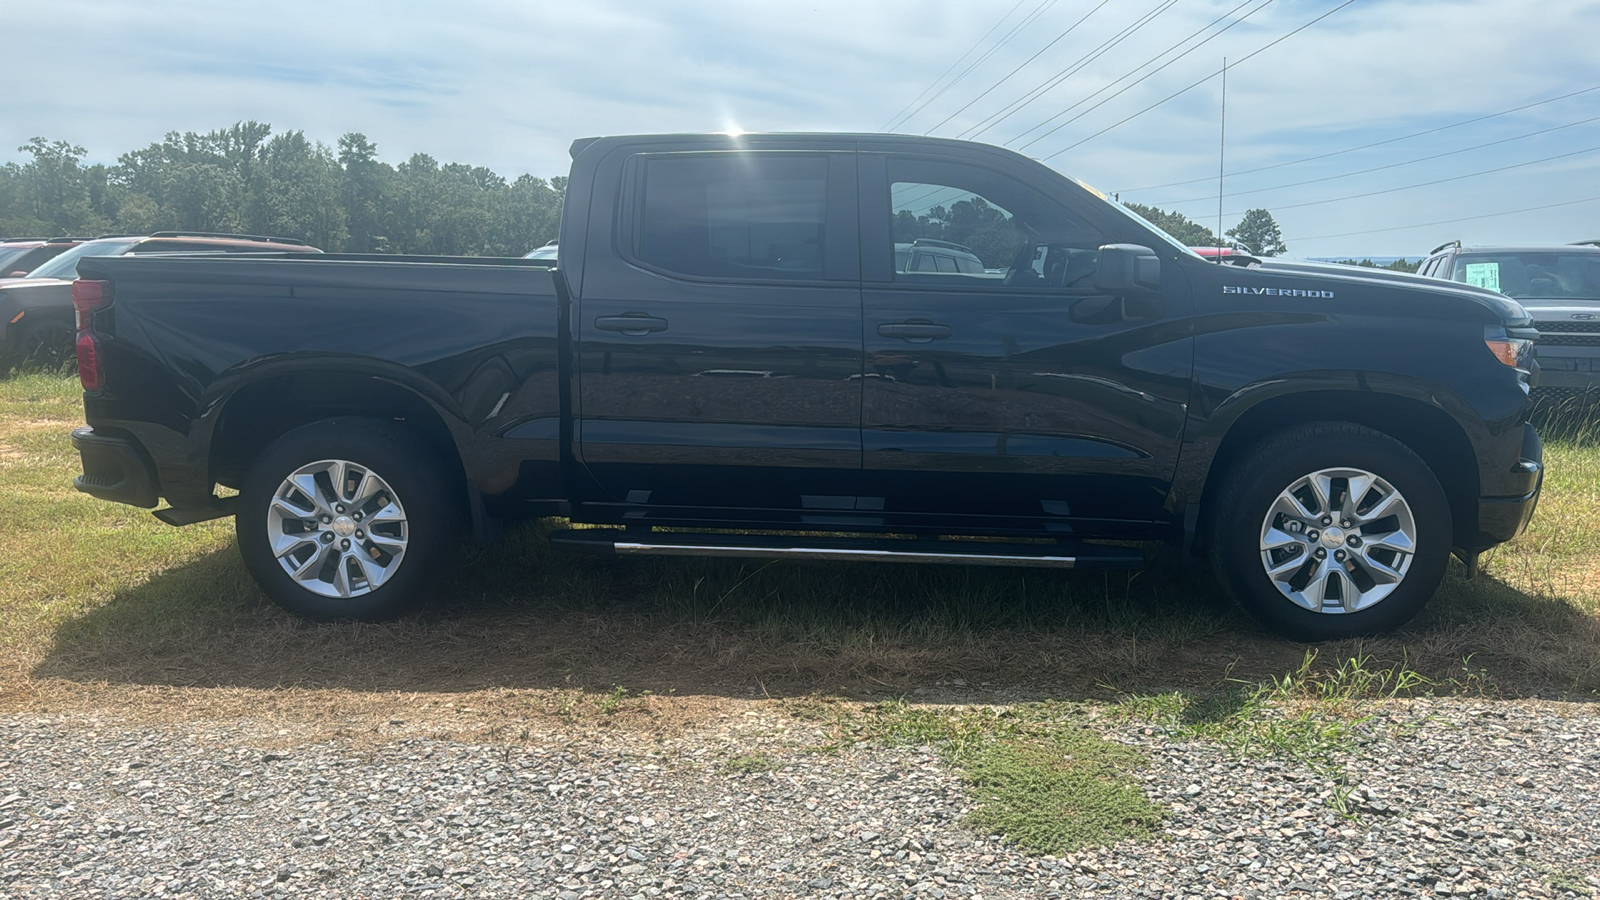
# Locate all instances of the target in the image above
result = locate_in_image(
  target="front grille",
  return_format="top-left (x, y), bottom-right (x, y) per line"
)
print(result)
top-left (1531, 386), bottom-right (1600, 405)
top-left (1534, 319), bottom-right (1600, 334)
top-left (1537, 333), bottom-right (1600, 347)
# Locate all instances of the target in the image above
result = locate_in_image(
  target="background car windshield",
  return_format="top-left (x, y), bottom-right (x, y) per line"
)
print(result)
top-left (1452, 253), bottom-right (1600, 299)
top-left (26, 240), bottom-right (139, 280)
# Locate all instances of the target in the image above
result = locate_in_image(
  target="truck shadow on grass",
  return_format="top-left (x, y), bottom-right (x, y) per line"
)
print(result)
top-left (30, 519), bottom-right (1600, 702)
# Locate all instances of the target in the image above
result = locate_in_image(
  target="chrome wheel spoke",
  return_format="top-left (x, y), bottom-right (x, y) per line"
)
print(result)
top-left (1308, 474), bottom-right (1336, 517)
top-left (1341, 473), bottom-right (1376, 521)
top-left (290, 547), bottom-right (328, 582)
top-left (368, 531), bottom-right (406, 549)
top-left (1266, 553), bottom-right (1306, 580)
top-left (1366, 530), bottom-right (1415, 555)
top-left (1355, 549), bottom-right (1405, 584)
top-left (1356, 490), bottom-right (1402, 525)
top-left (271, 532), bottom-right (315, 558)
top-left (1261, 525), bottom-right (1302, 553)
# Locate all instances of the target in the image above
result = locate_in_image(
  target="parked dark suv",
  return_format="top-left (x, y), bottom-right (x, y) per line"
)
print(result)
top-left (1418, 241), bottom-right (1600, 402)
top-left (0, 232), bottom-right (320, 369)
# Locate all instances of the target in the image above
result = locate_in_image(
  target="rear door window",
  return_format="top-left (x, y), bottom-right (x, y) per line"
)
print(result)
top-left (629, 153), bottom-right (831, 281)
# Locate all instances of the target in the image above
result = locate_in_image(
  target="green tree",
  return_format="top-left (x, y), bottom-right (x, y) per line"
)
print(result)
top-left (338, 132), bottom-right (393, 252)
top-left (0, 139), bottom-right (112, 235)
top-left (245, 131), bottom-right (348, 250)
top-left (1226, 208), bottom-right (1287, 257)
top-left (1123, 203), bottom-right (1217, 247)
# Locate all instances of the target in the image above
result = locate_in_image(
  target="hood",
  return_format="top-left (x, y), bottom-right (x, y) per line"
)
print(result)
top-left (1248, 257), bottom-right (1530, 324)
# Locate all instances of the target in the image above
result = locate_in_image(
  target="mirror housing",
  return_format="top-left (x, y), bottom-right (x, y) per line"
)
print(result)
top-left (1095, 243), bottom-right (1161, 292)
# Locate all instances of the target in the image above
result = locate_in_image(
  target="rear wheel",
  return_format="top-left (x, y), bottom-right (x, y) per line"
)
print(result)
top-left (1208, 422), bottom-right (1451, 640)
top-left (237, 418), bottom-right (460, 620)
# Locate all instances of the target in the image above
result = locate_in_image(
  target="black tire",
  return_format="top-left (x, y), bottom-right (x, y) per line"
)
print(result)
top-left (12, 317), bottom-right (77, 372)
top-left (237, 418), bottom-right (461, 621)
top-left (1207, 422), bottom-right (1451, 641)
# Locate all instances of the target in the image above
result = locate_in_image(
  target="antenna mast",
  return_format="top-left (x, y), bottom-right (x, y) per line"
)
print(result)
top-left (1217, 58), bottom-right (1227, 261)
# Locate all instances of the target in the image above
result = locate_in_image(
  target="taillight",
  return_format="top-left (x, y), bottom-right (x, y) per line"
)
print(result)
top-left (76, 331), bottom-right (103, 390)
top-left (72, 279), bottom-right (112, 332)
top-left (72, 279), bottom-right (113, 391)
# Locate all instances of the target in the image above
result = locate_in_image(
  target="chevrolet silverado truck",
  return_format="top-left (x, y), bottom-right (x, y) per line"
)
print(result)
top-left (68, 133), bottom-right (1544, 640)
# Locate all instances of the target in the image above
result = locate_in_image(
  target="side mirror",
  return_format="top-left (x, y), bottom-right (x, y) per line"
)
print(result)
top-left (1095, 243), bottom-right (1160, 292)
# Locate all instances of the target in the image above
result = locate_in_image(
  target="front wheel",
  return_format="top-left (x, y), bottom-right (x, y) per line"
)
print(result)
top-left (1208, 422), bottom-right (1451, 641)
top-left (237, 419), bottom-right (460, 621)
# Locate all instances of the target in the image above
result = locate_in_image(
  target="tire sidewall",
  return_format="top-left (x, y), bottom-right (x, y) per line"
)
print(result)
top-left (237, 418), bottom-right (456, 621)
top-left (1211, 428), bottom-right (1451, 641)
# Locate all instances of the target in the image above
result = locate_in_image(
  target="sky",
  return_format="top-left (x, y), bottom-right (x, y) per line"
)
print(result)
top-left (4, 0), bottom-right (1598, 258)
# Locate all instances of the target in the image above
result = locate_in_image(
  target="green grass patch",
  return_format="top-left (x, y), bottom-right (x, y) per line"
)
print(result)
top-left (799, 699), bottom-right (1162, 854)
top-left (1116, 650), bottom-right (1433, 814)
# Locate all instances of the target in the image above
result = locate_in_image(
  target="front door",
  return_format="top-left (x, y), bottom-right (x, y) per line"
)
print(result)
top-left (858, 151), bottom-right (1193, 536)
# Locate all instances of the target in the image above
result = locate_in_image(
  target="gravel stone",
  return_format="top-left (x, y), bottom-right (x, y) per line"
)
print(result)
top-left (0, 698), bottom-right (1596, 898)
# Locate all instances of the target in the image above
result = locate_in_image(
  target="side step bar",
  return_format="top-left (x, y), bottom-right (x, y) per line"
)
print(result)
top-left (548, 530), bottom-right (1143, 570)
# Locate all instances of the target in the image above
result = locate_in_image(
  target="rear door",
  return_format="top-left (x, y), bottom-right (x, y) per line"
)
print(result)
top-left (857, 150), bottom-right (1193, 535)
top-left (574, 146), bottom-right (864, 521)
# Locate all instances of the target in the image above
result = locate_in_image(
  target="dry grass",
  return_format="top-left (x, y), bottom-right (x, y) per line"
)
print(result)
top-left (1, 372), bottom-right (1597, 739)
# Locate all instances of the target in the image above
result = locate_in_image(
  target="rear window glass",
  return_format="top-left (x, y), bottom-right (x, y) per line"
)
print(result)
top-left (632, 154), bottom-right (829, 280)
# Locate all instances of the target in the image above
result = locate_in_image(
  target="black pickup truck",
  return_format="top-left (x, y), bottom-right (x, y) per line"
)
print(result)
top-left (68, 132), bottom-right (1544, 640)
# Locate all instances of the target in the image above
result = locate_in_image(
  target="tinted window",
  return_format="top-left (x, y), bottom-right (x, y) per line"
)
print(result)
top-left (887, 158), bottom-right (1105, 289)
top-left (633, 154), bottom-right (829, 280)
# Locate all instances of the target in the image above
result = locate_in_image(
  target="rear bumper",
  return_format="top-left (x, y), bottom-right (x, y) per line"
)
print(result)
top-left (1469, 423), bottom-right (1542, 549)
top-left (71, 426), bottom-right (159, 508)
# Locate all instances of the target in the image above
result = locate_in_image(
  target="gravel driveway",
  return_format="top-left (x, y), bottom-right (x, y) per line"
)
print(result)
top-left (1, 698), bottom-right (1596, 899)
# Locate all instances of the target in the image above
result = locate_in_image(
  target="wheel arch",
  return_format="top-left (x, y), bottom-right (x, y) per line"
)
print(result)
top-left (207, 370), bottom-right (472, 520)
top-left (1194, 389), bottom-right (1481, 551)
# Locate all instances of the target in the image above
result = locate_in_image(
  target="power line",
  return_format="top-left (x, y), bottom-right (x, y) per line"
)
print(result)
top-left (879, 0), bottom-right (1030, 132)
top-left (884, 0), bottom-right (1060, 133)
top-left (1119, 82), bottom-right (1600, 193)
top-left (1286, 194), bottom-right (1600, 244)
top-left (1152, 112), bottom-right (1600, 207)
top-left (1209, 143), bottom-right (1600, 219)
top-left (924, 0), bottom-right (1113, 136)
top-left (1040, 0), bottom-right (1358, 161)
top-left (959, 0), bottom-right (1181, 141)
top-left (1009, 0), bottom-right (1269, 148)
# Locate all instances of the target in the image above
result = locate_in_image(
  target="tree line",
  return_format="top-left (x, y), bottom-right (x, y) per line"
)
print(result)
top-left (0, 122), bottom-right (564, 256)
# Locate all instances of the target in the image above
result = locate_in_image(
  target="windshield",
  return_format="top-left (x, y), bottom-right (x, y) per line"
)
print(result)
top-left (1452, 252), bottom-right (1600, 300)
top-left (1100, 198), bottom-right (1206, 259)
top-left (27, 239), bottom-right (139, 280)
